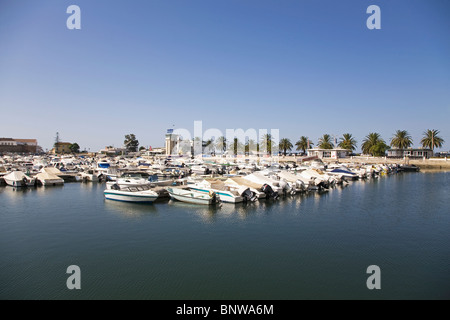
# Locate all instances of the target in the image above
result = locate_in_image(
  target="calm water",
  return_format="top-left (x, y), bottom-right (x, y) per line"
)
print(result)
top-left (1, 172), bottom-right (449, 299)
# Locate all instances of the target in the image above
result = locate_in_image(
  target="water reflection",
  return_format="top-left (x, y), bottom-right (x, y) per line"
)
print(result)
top-left (80, 181), bottom-right (105, 191)
top-left (34, 184), bottom-right (65, 195)
top-left (219, 201), bottom-right (259, 220)
top-left (0, 185), bottom-right (39, 203)
top-left (167, 200), bottom-right (220, 223)
top-left (104, 198), bottom-right (159, 218)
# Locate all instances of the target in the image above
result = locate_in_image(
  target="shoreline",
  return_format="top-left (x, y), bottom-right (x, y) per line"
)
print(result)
top-left (305, 158), bottom-right (449, 171)
top-left (200, 155), bottom-right (450, 171)
top-left (320, 157), bottom-right (450, 171)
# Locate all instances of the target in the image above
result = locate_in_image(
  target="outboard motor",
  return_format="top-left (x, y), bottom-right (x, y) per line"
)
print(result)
top-left (241, 188), bottom-right (258, 202)
top-left (211, 192), bottom-right (221, 205)
top-left (261, 183), bottom-right (279, 200)
top-left (316, 181), bottom-right (329, 190)
top-left (279, 180), bottom-right (294, 195)
top-left (296, 180), bottom-right (306, 192)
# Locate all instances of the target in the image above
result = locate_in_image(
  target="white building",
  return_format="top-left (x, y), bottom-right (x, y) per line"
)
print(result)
top-left (307, 148), bottom-right (351, 160)
top-left (387, 148), bottom-right (433, 159)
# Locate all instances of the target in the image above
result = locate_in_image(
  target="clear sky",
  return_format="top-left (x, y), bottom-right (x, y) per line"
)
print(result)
top-left (1, 0), bottom-right (449, 152)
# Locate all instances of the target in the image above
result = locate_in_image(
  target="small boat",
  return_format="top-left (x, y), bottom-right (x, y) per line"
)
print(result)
top-left (166, 186), bottom-right (219, 205)
top-left (223, 177), bottom-right (267, 199)
top-left (276, 171), bottom-right (309, 191)
top-left (35, 167), bottom-right (64, 186)
top-left (326, 167), bottom-right (358, 181)
top-left (115, 173), bottom-right (151, 186)
top-left (104, 183), bottom-right (159, 203)
top-left (80, 169), bottom-right (100, 182)
top-left (243, 172), bottom-right (285, 195)
top-left (148, 174), bottom-right (176, 186)
top-left (3, 171), bottom-right (36, 187)
top-left (400, 164), bottom-right (420, 172)
top-left (188, 179), bottom-right (253, 203)
top-left (190, 165), bottom-right (210, 175)
top-left (299, 169), bottom-right (333, 189)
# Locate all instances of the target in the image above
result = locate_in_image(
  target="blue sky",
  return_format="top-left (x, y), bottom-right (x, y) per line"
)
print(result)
top-left (1, 0), bottom-right (449, 152)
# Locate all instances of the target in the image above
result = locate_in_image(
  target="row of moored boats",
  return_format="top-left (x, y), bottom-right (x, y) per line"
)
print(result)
top-left (0, 155), bottom-right (419, 205)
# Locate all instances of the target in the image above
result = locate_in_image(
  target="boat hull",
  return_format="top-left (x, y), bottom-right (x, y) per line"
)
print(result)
top-left (169, 192), bottom-right (215, 205)
top-left (4, 178), bottom-right (35, 187)
top-left (167, 187), bottom-right (216, 205)
top-left (39, 179), bottom-right (64, 186)
top-left (189, 187), bottom-right (243, 203)
top-left (104, 191), bottom-right (158, 203)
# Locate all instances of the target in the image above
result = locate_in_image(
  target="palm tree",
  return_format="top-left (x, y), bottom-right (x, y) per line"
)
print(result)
top-left (361, 132), bottom-right (389, 156)
top-left (204, 138), bottom-right (214, 147)
top-left (245, 139), bottom-right (258, 154)
top-left (318, 134), bottom-right (334, 149)
top-left (216, 136), bottom-right (227, 154)
top-left (390, 130), bottom-right (413, 149)
top-left (338, 133), bottom-right (357, 151)
top-left (203, 138), bottom-right (215, 154)
top-left (421, 129), bottom-right (444, 152)
top-left (295, 136), bottom-right (313, 154)
top-left (279, 138), bottom-right (293, 156)
top-left (230, 138), bottom-right (243, 155)
top-left (261, 134), bottom-right (274, 155)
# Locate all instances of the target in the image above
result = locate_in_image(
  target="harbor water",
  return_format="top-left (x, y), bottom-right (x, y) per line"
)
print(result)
top-left (1, 171), bottom-right (449, 299)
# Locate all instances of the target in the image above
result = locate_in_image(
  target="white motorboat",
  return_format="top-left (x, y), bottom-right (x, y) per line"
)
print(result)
top-left (188, 179), bottom-right (257, 203)
top-left (80, 169), bottom-right (100, 182)
top-left (276, 171), bottom-right (309, 192)
top-left (166, 186), bottom-right (219, 205)
top-left (223, 177), bottom-right (266, 199)
top-left (326, 166), bottom-right (358, 180)
top-left (243, 172), bottom-right (285, 195)
top-left (103, 165), bottom-right (121, 181)
top-left (190, 165), bottom-right (210, 175)
top-left (36, 168), bottom-right (64, 186)
top-left (115, 173), bottom-right (151, 187)
top-left (3, 171), bottom-right (36, 187)
top-left (299, 169), bottom-right (334, 189)
top-left (104, 183), bottom-right (159, 203)
top-left (148, 174), bottom-right (176, 186)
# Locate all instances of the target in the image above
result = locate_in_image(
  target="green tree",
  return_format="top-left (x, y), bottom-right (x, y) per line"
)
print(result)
top-left (69, 143), bottom-right (80, 153)
top-left (204, 138), bottom-right (214, 148)
top-left (338, 133), bottom-right (357, 151)
top-left (318, 134), bottom-right (334, 149)
top-left (230, 138), bottom-right (243, 155)
top-left (362, 133), bottom-right (389, 156)
top-left (261, 134), bottom-right (274, 154)
top-left (203, 138), bottom-right (215, 154)
top-left (421, 129), bottom-right (444, 152)
top-left (216, 136), bottom-right (227, 153)
top-left (295, 136), bottom-right (313, 154)
top-left (390, 130), bottom-right (413, 149)
top-left (124, 134), bottom-right (139, 152)
top-left (279, 138), bottom-right (293, 156)
top-left (245, 139), bottom-right (258, 154)
top-left (372, 142), bottom-right (390, 156)
top-left (139, 146), bottom-right (146, 151)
